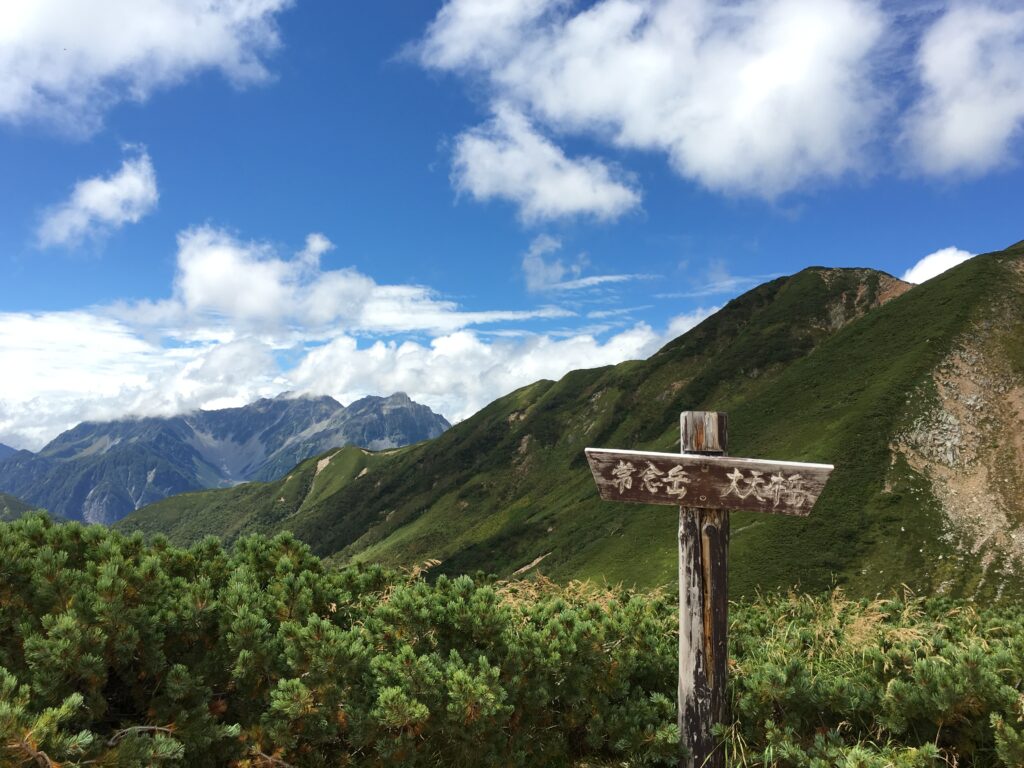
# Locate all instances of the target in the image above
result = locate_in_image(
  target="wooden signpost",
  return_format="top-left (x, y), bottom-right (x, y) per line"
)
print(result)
top-left (584, 412), bottom-right (833, 768)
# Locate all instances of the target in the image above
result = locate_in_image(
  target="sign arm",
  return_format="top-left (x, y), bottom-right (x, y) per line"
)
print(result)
top-left (584, 410), bottom-right (834, 768)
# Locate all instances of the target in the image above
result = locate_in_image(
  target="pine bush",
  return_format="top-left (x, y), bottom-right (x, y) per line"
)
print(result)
top-left (1, 513), bottom-right (1023, 766)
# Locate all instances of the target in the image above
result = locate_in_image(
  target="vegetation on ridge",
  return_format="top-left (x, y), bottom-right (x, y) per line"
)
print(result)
top-left (119, 243), bottom-right (1024, 600)
top-left (3, 515), bottom-right (1024, 767)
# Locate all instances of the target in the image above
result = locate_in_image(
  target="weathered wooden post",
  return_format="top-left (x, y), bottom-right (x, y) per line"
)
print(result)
top-left (678, 412), bottom-right (728, 768)
top-left (585, 411), bottom-right (833, 768)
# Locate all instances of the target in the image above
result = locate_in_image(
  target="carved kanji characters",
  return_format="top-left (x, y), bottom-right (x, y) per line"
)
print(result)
top-left (785, 474), bottom-right (808, 507)
top-left (742, 470), bottom-right (766, 500)
top-left (665, 465), bottom-right (692, 498)
top-left (722, 468), bottom-right (767, 501)
top-left (765, 473), bottom-right (787, 506)
top-left (722, 468), bottom-right (744, 499)
top-left (611, 460), bottom-right (635, 493)
top-left (639, 462), bottom-right (665, 493)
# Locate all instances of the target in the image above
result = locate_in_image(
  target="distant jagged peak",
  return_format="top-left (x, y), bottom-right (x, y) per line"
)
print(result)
top-left (346, 392), bottom-right (417, 408)
top-left (210, 391), bottom-right (341, 410)
top-left (269, 390), bottom-right (340, 405)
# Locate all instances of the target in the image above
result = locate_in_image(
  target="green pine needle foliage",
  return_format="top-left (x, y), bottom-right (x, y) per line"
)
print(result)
top-left (3, 514), bottom-right (1024, 767)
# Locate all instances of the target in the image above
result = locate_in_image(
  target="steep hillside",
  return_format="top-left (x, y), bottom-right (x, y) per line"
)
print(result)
top-left (121, 244), bottom-right (1024, 599)
top-left (0, 392), bottom-right (448, 524)
top-left (126, 261), bottom-right (980, 593)
top-left (119, 446), bottom-right (392, 544)
top-left (0, 492), bottom-right (40, 522)
top-left (0, 443), bottom-right (15, 462)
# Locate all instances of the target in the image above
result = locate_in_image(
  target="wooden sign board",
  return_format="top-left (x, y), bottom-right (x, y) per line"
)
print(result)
top-left (585, 447), bottom-right (833, 517)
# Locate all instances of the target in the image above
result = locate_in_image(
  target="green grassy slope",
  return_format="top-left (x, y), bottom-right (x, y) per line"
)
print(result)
top-left (119, 244), bottom-right (1024, 598)
top-left (117, 446), bottom-right (393, 546)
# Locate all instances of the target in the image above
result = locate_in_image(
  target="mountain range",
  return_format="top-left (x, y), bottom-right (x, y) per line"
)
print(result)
top-left (0, 393), bottom-right (449, 524)
top-left (117, 241), bottom-right (1024, 601)
top-left (0, 443), bottom-right (15, 462)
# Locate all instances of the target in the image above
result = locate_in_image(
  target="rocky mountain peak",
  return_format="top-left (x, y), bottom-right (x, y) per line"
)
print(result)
top-left (0, 393), bottom-right (449, 524)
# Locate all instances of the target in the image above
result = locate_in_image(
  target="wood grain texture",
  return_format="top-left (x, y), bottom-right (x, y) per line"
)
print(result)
top-left (585, 448), bottom-right (832, 516)
top-left (678, 412), bottom-right (728, 768)
top-left (680, 411), bottom-right (728, 454)
top-left (678, 506), bottom-right (728, 768)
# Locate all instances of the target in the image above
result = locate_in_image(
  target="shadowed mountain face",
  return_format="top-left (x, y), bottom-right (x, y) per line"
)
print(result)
top-left (0, 444), bottom-right (15, 462)
top-left (0, 492), bottom-right (40, 522)
top-left (0, 393), bottom-right (449, 524)
top-left (117, 243), bottom-right (1024, 600)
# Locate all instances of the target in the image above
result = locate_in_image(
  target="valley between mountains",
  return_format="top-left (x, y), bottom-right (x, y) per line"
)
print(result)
top-left (110, 241), bottom-right (1024, 601)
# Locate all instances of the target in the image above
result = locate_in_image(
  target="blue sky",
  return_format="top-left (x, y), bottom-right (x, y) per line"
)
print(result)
top-left (1, 0), bottom-right (1023, 449)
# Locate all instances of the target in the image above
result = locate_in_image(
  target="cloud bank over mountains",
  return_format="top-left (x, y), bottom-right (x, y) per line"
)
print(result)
top-left (0, 226), bottom-right (712, 450)
top-left (2, 0), bottom-right (1019, 450)
top-left (417, 0), bottom-right (1024, 218)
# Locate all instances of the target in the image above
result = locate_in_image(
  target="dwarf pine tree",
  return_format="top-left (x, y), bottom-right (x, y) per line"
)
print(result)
top-left (1, 512), bottom-right (1023, 767)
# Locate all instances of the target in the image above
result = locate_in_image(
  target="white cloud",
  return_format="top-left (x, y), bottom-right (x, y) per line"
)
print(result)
top-left (117, 226), bottom-right (572, 336)
top-left (417, 0), bottom-right (564, 71)
top-left (901, 246), bottom-right (974, 284)
top-left (452, 104), bottom-right (642, 222)
top-left (903, 3), bottom-right (1024, 176)
top-left (521, 233), bottom-right (649, 292)
top-left (656, 260), bottom-right (780, 299)
top-left (522, 234), bottom-right (568, 291)
top-left (422, 0), bottom-right (886, 198)
top-left (666, 307), bottom-right (717, 338)
top-left (0, 311), bottom-right (285, 449)
top-left (290, 321), bottom-right (691, 424)
top-left (0, 226), bottom-right (719, 449)
top-left (297, 232), bottom-right (334, 268)
top-left (0, 0), bottom-right (293, 133)
top-left (37, 148), bottom-right (158, 247)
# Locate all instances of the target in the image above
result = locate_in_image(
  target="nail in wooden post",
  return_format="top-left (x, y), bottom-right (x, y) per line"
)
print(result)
top-left (678, 411), bottom-right (728, 768)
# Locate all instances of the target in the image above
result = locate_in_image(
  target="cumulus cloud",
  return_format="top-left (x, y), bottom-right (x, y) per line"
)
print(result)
top-left (417, 0), bottom-right (564, 70)
top-left (115, 226), bottom-right (571, 337)
top-left (0, 225), bottom-right (721, 449)
top-left (0, 306), bottom-right (711, 450)
top-left (0, 0), bottom-right (293, 133)
top-left (422, 0), bottom-right (886, 198)
top-left (290, 312), bottom-right (713, 423)
top-left (37, 148), bottom-right (158, 247)
top-left (452, 104), bottom-right (642, 222)
top-left (903, 3), bottom-right (1024, 176)
top-left (901, 246), bottom-right (974, 284)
